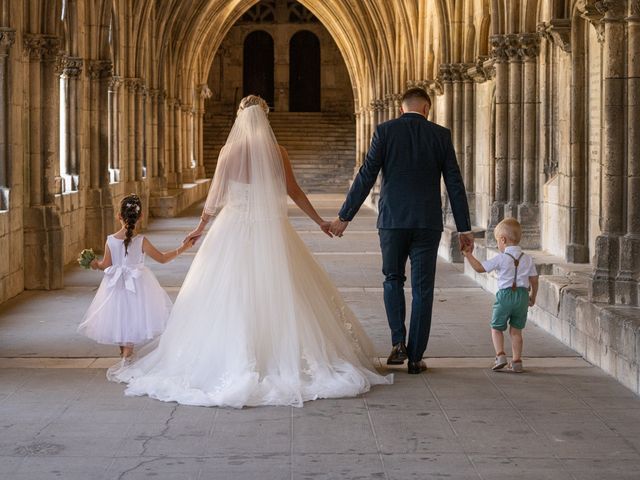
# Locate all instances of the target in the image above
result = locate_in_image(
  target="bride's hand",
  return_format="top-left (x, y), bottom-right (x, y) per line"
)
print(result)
top-left (319, 220), bottom-right (334, 238)
top-left (184, 229), bottom-right (203, 245)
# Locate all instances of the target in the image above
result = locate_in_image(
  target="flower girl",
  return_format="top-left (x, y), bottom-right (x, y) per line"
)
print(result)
top-left (78, 194), bottom-right (193, 364)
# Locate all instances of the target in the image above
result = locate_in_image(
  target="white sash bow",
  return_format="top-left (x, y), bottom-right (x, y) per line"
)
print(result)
top-left (104, 264), bottom-right (144, 293)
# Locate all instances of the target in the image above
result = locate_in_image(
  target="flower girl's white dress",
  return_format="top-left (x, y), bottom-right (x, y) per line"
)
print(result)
top-left (78, 235), bottom-right (172, 345)
top-left (110, 106), bottom-right (392, 408)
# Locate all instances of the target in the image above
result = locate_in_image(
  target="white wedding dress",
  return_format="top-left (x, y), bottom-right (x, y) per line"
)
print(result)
top-left (110, 105), bottom-right (392, 408)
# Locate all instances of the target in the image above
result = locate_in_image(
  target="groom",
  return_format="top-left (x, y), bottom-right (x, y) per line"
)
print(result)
top-left (330, 87), bottom-right (473, 374)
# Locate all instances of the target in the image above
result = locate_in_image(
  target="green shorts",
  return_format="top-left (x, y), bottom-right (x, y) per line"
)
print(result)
top-left (491, 287), bottom-right (529, 331)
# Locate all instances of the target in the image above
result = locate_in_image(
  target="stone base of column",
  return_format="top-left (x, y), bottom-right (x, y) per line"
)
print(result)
top-left (517, 203), bottom-right (540, 249)
top-left (23, 205), bottom-right (64, 291)
top-left (486, 201), bottom-right (506, 247)
top-left (84, 188), bottom-right (115, 253)
top-left (195, 165), bottom-right (207, 179)
top-left (566, 243), bottom-right (590, 264)
top-left (466, 192), bottom-right (476, 226)
top-left (182, 168), bottom-right (196, 184)
top-left (590, 233), bottom-right (620, 304)
top-left (166, 172), bottom-right (180, 189)
top-left (149, 176), bottom-right (168, 197)
top-left (615, 235), bottom-right (640, 306)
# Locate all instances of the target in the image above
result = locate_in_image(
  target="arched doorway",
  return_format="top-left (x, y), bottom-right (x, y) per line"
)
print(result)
top-left (289, 30), bottom-right (321, 112)
top-left (243, 30), bottom-right (274, 108)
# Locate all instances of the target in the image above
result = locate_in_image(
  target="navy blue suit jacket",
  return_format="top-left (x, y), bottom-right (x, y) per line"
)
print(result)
top-left (339, 113), bottom-right (471, 232)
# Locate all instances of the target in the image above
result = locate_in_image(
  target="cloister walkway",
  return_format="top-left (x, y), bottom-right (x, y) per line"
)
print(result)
top-left (1, 196), bottom-right (639, 479)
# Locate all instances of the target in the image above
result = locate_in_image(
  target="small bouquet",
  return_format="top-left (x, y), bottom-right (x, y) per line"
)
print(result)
top-left (77, 248), bottom-right (97, 269)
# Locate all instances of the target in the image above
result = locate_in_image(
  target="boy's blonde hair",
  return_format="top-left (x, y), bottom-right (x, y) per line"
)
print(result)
top-left (494, 217), bottom-right (522, 244)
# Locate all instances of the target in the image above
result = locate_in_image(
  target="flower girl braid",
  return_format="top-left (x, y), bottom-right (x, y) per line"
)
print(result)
top-left (120, 194), bottom-right (142, 256)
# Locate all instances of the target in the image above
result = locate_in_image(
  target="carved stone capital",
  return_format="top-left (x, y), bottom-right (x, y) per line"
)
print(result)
top-left (537, 19), bottom-right (572, 52)
top-left (596, 0), bottom-right (628, 19)
top-left (57, 56), bottom-right (83, 77)
top-left (489, 35), bottom-right (508, 63)
top-left (87, 60), bottom-right (113, 79)
top-left (108, 75), bottom-right (123, 91)
top-left (518, 33), bottom-right (541, 60)
top-left (630, 0), bottom-right (640, 19)
top-left (577, 0), bottom-right (606, 42)
top-left (23, 34), bottom-right (60, 61)
top-left (197, 84), bottom-right (212, 99)
top-left (0, 28), bottom-right (15, 55)
top-left (504, 34), bottom-right (526, 61)
top-left (124, 77), bottom-right (143, 93)
top-left (438, 64), bottom-right (455, 82)
top-left (467, 56), bottom-right (495, 83)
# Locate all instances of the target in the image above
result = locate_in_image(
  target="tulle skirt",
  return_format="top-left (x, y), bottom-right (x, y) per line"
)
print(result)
top-left (78, 267), bottom-right (172, 346)
top-left (110, 207), bottom-right (392, 407)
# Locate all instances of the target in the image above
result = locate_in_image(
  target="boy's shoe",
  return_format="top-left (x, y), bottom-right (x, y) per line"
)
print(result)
top-left (509, 360), bottom-right (524, 373)
top-left (492, 354), bottom-right (508, 371)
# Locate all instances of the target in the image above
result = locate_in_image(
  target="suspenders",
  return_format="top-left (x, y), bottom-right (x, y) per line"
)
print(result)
top-left (504, 252), bottom-right (524, 291)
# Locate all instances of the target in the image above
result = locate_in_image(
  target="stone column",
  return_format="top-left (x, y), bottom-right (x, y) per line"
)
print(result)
top-left (107, 76), bottom-right (122, 182)
top-left (59, 56), bottom-right (83, 191)
top-left (174, 99), bottom-right (183, 186)
top-left (85, 60), bottom-right (114, 252)
top-left (488, 35), bottom-right (509, 242)
top-left (462, 68), bottom-right (475, 219)
top-left (22, 33), bottom-right (63, 290)
top-left (165, 97), bottom-right (176, 188)
top-left (438, 64), bottom-right (454, 130)
top-left (504, 35), bottom-right (523, 219)
top-left (519, 33), bottom-right (542, 249)
top-left (135, 82), bottom-right (145, 180)
top-left (619, 1), bottom-right (640, 305)
top-left (0, 28), bottom-right (14, 204)
top-left (196, 84), bottom-right (212, 178)
top-left (451, 64), bottom-right (465, 179)
top-left (592, 1), bottom-right (627, 303)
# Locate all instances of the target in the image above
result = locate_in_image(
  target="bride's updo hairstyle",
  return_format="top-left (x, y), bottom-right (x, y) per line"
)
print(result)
top-left (120, 193), bottom-right (142, 256)
top-left (237, 95), bottom-right (269, 116)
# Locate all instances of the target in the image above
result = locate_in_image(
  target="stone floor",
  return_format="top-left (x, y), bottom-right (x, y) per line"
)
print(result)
top-left (1, 195), bottom-right (639, 479)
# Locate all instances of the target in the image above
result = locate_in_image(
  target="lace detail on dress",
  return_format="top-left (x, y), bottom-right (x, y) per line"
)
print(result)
top-left (330, 295), bottom-right (363, 355)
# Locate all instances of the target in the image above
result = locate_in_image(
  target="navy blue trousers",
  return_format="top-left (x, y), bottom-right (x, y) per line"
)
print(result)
top-left (378, 228), bottom-right (441, 362)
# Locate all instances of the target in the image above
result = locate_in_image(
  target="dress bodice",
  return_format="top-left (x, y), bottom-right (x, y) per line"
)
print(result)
top-left (107, 234), bottom-right (145, 266)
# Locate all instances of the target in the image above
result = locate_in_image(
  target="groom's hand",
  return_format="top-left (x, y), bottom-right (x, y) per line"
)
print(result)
top-left (458, 232), bottom-right (475, 253)
top-left (329, 217), bottom-right (349, 237)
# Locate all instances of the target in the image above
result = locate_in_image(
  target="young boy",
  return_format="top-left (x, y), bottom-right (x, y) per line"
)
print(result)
top-left (463, 218), bottom-right (539, 373)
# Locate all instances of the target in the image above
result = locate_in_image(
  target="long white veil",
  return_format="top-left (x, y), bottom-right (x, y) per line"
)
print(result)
top-left (203, 105), bottom-right (287, 220)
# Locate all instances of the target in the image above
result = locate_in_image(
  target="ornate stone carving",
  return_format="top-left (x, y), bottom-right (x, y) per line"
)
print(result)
top-left (0, 28), bottom-right (15, 55)
top-left (467, 56), bottom-right (495, 83)
top-left (87, 60), bottom-right (113, 79)
top-left (57, 56), bottom-right (83, 77)
top-left (438, 64), bottom-right (454, 82)
top-left (631, 0), bottom-right (640, 17)
top-left (489, 35), bottom-right (508, 63)
top-left (504, 34), bottom-right (526, 60)
top-left (595, 0), bottom-right (627, 18)
top-left (124, 77), bottom-right (143, 93)
top-left (518, 33), bottom-right (541, 60)
top-left (23, 34), bottom-right (59, 61)
top-left (577, 0), bottom-right (605, 42)
top-left (108, 75), bottom-right (123, 91)
top-left (197, 84), bottom-right (212, 99)
top-left (538, 19), bottom-right (572, 52)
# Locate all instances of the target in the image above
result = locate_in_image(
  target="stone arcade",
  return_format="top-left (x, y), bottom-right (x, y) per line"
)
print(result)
top-left (0, 1), bottom-right (639, 392)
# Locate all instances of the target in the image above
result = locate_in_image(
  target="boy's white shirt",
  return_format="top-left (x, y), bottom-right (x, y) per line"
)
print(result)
top-left (481, 245), bottom-right (538, 290)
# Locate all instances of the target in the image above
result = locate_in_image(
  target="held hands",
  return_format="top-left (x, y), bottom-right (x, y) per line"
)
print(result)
top-left (458, 232), bottom-right (475, 254)
top-left (319, 220), bottom-right (334, 238)
top-left (183, 228), bottom-right (203, 246)
top-left (329, 217), bottom-right (349, 237)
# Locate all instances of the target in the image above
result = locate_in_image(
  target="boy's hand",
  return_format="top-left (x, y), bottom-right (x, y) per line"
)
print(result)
top-left (529, 296), bottom-right (536, 307)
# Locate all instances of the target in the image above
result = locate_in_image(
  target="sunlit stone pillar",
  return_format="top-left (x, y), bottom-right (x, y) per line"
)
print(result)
top-left (0, 28), bottom-right (13, 205)
top-left (174, 99), bottom-right (183, 186)
top-left (518, 33), bottom-right (541, 249)
top-left (618, 1), bottom-right (640, 305)
top-left (592, 2), bottom-right (627, 303)
top-left (22, 33), bottom-right (63, 290)
top-left (488, 35), bottom-right (509, 242)
top-left (504, 35), bottom-right (523, 219)
top-left (438, 64), bottom-right (453, 130)
top-left (165, 97), bottom-right (177, 188)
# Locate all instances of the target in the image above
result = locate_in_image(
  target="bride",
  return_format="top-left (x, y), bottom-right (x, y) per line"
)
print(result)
top-left (110, 95), bottom-right (393, 408)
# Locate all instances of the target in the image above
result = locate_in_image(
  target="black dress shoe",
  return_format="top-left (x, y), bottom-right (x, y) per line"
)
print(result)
top-left (407, 360), bottom-right (427, 374)
top-left (386, 343), bottom-right (408, 365)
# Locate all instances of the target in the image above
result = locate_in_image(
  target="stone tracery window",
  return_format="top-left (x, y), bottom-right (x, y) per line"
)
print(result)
top-left (287, 1), bottom-right (319, 23)
top-left (240, 1), bottom-right (276, 23)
